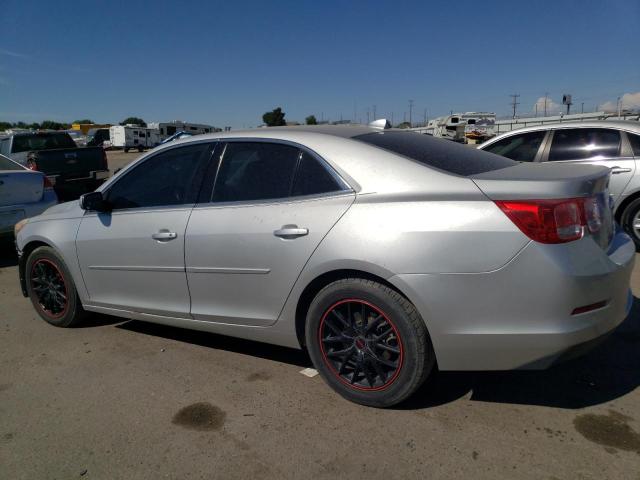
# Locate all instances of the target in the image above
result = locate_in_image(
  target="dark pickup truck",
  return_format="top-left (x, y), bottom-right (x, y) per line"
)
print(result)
top-left (0, 131), bottom-right (109, 200)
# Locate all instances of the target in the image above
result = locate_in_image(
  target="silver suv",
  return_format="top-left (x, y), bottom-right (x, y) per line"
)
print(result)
top-left (479, 121), bottom-right (640, 249)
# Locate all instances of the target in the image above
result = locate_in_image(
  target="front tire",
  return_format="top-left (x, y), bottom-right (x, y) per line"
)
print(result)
top-left (620, 198), bottom-right (640, 251)
top-left (305, 278), bottom-right (435, 407)
top-left (25, 246), bottom-right (87, 327)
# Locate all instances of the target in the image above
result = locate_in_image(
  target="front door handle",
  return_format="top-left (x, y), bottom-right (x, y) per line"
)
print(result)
top-left (152, 230), bottom-right (178, 241)
top-left (274, 225), bottom-right (309, 239)
top-left (611, 166), bottom-right (632, 174)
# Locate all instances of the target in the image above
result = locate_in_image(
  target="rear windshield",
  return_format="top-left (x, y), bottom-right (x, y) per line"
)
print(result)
top-left (354, 131), bottom-right (516, 176)
top-left (0, 155), bottom-right (23, 170)
top-left (11, 132), bottom-right (77, 153)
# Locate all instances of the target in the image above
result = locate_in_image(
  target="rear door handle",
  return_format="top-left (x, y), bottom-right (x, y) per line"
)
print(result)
top-left (274, 225), bottom-right (309, 239)
top-left (152, 231), bottom-right (177, 241)
top-left (611, 166), bottom-right (632, 174)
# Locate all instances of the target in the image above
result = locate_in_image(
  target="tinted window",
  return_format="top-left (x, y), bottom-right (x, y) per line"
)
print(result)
top-left (628, 133), bottom-right (640, 156)
top-left (292, 152), bottom-right (343, 197)
top-left (11, 133), bottom-right (76, 153)
top-left (354, 131), bottom-right (516, 176)
top-left (548, 128), bottom-right (621, 162)
top-left (107, 144), bottom-right (210, 209)
top-left (212, 142), bottom-right (300, 202)
top-left (483, 131), bottom-right (546, 162)
top-left (0, 154), bottom-right (23, 170)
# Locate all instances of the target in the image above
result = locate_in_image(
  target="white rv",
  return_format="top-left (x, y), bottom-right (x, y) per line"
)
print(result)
top-left (109, 125), bottom-right (161, 152)
top-left (148, 121), bottom-right (216, 141)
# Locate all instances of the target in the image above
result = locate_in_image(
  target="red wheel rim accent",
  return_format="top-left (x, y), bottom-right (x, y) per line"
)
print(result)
top-left (318, 299), bottom-right (404, 391)
top-left (30, 258), bottom-right (69, 319)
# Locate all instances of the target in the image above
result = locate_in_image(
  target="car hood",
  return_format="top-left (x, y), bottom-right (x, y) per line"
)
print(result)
top-left (31, 199), bottom-right (84, 222)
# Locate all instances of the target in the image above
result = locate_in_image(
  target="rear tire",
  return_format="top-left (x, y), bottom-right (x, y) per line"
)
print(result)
top-left (25, 246), bottom-right (87, 327)
top-left (620, 198), bottom-right (640, 251)
top-left (305, 278), bottom-right (435, 408)
top-left (124, 148), bottom-right (129, 153)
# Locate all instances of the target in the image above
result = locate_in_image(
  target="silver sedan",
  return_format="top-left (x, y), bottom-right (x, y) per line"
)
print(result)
top-left (0, 154), bottom-right (57, 238)
top-left (14, 125), bottom-right (634, 407)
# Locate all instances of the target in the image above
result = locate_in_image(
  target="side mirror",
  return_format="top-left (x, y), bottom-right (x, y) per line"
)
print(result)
top-left (80, 191), bottom-right (110, 212)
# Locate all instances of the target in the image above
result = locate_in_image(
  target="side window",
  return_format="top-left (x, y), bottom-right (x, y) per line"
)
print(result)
top-left (483, 131), bottom-right (546, 162)
top-left (548, 128), bottom-right (621, 162)
top-left (212, 142), bottom-right (300, 202)
top-left (292, 152), bottom-right (343, 197)
top-left (106, 143), bottom-right (211, 210)
top-left (628, 133), bottom-right (640, 157)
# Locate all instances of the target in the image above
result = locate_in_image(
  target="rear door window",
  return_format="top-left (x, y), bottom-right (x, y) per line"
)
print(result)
top-left (212, 142), bottom-right (300, 202)
top-left (548, 128), bottom-right (621, 162)
top-left (482, 131), bottom-right (546, 162)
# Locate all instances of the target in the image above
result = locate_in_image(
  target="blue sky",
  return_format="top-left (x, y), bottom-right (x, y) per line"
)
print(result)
top-left (1, 0), bottom-right (639, 128)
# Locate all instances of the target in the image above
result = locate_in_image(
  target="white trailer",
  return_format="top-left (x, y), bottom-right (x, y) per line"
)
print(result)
top-left (148, 121), bottom-right (216, 141)
top-left (109, 125), bottom-right (161, 152)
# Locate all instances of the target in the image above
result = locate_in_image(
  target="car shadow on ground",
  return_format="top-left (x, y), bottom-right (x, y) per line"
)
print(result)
top-left (114, 298), bottom-right (640, 411)
top-left (0, 240), bottom-right (18, 267)
top-left (117, 320), bottom-right (311, 368)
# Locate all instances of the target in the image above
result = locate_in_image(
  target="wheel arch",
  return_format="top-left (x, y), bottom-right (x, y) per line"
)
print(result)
top-left (294, 268), bottom-right (413, 349)
top-left (615, 189), bottom-right (640, 223)
top-left (18, 240), bottom-right (54, 297)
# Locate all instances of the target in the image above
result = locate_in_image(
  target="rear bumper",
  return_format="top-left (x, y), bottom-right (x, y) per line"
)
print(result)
top-left (390, 230), bottom-right (635, 371)
top-left (0, 192), bottom-right (58, 235)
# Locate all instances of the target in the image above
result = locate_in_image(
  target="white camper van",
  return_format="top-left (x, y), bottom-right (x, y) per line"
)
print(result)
top-left (148, 121), bottom-right (215, 141)
top-left (109, 125), bottom-right (161, 152)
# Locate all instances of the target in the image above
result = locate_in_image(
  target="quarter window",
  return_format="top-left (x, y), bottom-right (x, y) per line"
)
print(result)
top-left (628, 133), bottom-right (640, 156)
top-left (548, 128), bottom-right (621, 162)
top-left (292, 152), bottom-right (342, 197)
top-left (483, 131), bottom-right (546, 162)
top-left (106, 143), bottom-right (211, 209)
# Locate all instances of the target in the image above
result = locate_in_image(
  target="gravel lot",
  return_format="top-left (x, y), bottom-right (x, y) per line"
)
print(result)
top-left (0, 150), bottom-right (639, 479)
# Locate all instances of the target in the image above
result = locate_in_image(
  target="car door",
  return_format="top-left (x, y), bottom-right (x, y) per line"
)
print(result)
top-left (480, 130), bottom-right (548, 162)
top-left (76, 142), bottom-right (214, 317)
top-left (185, 140), bottom-right (355, 327)
top-left (544, 127), bottom-right (634, 203)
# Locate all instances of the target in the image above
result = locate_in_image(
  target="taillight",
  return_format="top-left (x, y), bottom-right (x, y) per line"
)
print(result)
top-left (43, 176), bottom-right (54, 189)
top-left (27, 159), bottom-right (38, 171)
top-left (495, 196), bottom-right (604, 244)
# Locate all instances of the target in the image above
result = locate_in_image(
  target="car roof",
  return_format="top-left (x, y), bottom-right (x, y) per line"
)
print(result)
top-left (489, 120), bottom-right (640, 139)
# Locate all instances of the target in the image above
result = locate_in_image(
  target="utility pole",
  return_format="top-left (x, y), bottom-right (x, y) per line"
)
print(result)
top-left (408, 100), bottom-right (414, 127)
top-left (581, 102), bottom-right (584, 114)
top-left (617, 96), bottom-right (622, 117)
top-left (353, 101), bottom-right (357, 124)
top-left (510, 94), bottom-right (520, 119)
top-left (366, 108), bottom-right (370, 124)
top-left (391, 112), bottom-right (394, 125)
top-left (543, 92), bottom-right (549, 116)
top-left (373, 105), bottom-right (377, 121)
top-left (535, 104), bottom-right (538, 117)
top-left (423, 108), bottom-right (427, 125)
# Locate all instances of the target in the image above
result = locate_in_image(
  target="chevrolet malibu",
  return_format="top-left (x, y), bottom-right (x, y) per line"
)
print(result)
top-left (14, 125), bottom-right (634, 407)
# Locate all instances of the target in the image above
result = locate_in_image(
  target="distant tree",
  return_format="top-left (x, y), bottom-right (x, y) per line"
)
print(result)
top-left (73, 119), bottom-right (94, 124)
top-left (262, 107), bottom-right (286, 127)
top-left (40, 120), bottom-right (70, 130)
top-left (0, 121), bottom-right (12, 131)
top-left (305, 115), bottom-right (317, 125)
top-left (120, 117), bottom-right (147, 127)
top-left (396, 121), bottom-right (411, 129)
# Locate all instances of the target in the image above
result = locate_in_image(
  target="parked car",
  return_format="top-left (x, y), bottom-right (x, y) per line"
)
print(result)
top-left (478, 121), bottom-right (640, 249)
top-left (0, 131), bottom-right (110, 201)
top-left (0, 154), bottom-right (57, 239)
top-left (15, 125), bottom-right (634, 407)
top-left (159, 131), bottom-right (195, 145)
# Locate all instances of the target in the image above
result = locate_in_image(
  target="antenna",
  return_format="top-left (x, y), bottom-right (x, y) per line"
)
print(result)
top-left (509, 94), bottom-right (520, 119)
top-left (408, 100), bottom-right (414, 127)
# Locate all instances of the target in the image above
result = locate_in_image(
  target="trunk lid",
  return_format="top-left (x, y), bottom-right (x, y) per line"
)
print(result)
top-left (471, 162), bottom-right (613, 249)
top-left (0, 170), bottom-right (44, 205)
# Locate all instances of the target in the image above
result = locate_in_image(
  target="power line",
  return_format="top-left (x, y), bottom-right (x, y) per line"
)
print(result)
top-left (509, 93), bottom-right (520, 119)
